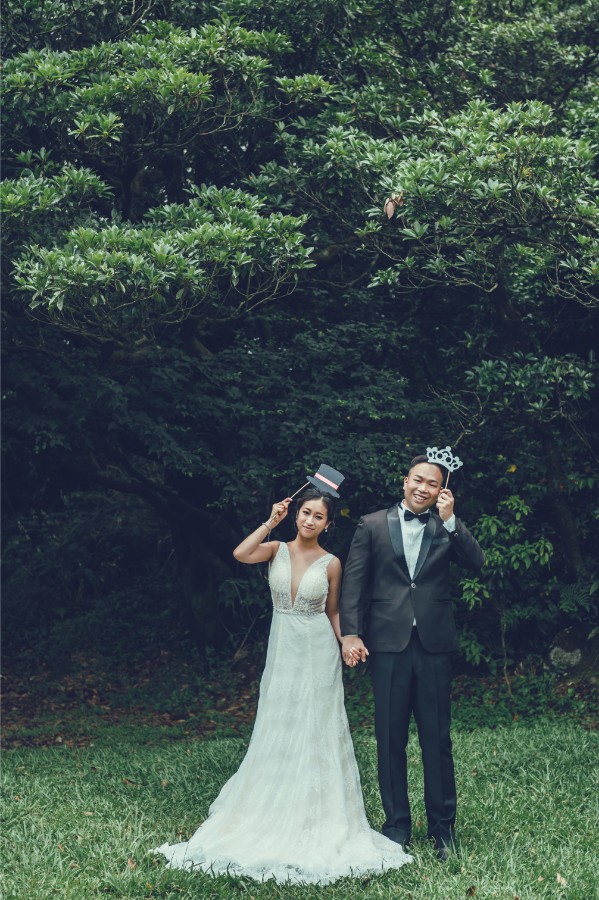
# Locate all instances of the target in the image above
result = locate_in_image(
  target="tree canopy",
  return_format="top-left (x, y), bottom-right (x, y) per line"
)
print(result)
top-left (2, 0), bottom-right (598, 666)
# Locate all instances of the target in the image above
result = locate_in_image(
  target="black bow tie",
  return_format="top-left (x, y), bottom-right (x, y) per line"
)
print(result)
top-left (404, 508), bottom-right (430, 524)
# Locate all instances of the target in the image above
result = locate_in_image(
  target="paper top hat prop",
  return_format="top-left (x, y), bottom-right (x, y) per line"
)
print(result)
top-left (305, 464), bottom-right (345, 499)
top-left (265, 463), bottom-right (346, 528)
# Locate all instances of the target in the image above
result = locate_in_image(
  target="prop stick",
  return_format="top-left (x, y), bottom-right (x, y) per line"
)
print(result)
top-left (289, 481), bottom-right (310, 500)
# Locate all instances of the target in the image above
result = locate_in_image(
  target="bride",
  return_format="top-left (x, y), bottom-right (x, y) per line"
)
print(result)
top-left (154, 487), bottom-right (412, 885)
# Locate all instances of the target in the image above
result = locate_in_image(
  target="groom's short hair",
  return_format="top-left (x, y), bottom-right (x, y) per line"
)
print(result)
top-left (408, 454), bottom-right (445, 483)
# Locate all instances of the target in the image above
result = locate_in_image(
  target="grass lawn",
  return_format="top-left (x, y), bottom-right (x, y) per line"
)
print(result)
top-left (2, 718), bottom-right (597, 899)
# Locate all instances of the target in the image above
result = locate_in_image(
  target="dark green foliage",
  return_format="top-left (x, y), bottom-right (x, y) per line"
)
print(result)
top-left (344, 663), bottom-right (599, 733)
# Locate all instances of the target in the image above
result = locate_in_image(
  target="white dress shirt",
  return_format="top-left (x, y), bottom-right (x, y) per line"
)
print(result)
top-left (400, 502), bottom-right (456, 624)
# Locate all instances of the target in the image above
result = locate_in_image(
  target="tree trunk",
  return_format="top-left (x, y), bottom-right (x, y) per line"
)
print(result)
top-left (171, 523), bottom-right (235, 650)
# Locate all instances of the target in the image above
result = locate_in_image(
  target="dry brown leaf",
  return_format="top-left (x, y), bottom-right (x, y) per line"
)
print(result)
top-left (383, 192), bottom-right (403, 219)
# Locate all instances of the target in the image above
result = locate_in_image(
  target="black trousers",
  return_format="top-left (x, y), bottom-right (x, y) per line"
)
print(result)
top-left (369, 628), bottom-right (456, 845)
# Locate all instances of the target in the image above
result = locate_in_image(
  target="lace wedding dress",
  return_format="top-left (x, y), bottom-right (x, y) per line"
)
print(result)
top-left (154, 541), bottom-right (412, 884)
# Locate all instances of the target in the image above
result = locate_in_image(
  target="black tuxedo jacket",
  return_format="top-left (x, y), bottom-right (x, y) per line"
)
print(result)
top-left (340, 505), bottom-right (484, 653)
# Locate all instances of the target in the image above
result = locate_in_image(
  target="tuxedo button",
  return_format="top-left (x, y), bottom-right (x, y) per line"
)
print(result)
top-left (411, 582), bottom-right (416, 589)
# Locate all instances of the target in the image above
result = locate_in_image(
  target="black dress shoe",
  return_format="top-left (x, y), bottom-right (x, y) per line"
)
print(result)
top-left (433, 837), bottom-right (456, 862)
top-left (435, 843), bottom-right (451, 862)
top-left (383, 830), bottom-right (411, 851)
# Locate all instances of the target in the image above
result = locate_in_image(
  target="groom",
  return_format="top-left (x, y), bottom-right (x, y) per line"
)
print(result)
top-left (340, 455), bottom-right (484, 860)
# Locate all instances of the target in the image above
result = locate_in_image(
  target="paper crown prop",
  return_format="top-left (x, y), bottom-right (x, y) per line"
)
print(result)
top-left (426, 446), bottom-right (463, 473)
top-left (426, 445), bottom-right (463, 487)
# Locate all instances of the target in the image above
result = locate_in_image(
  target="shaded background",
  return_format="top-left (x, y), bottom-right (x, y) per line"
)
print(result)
top-left (2, 1), bottom-right (598, 729)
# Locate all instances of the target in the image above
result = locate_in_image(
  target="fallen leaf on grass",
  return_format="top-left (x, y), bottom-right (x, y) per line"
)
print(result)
top-left (127, 858), bottom-right (136, 870)
top-left (556, 873), bottom-right (567, 886)
top-left (466, 887), bottom-right (477, 896)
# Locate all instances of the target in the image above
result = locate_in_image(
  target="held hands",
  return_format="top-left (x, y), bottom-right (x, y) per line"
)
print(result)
top-left (342, 636), bottom-right (369, 668)
top-left (265, 498), bottom-right (291, 530)
top-left (436, 488), bottom-right (454, 522)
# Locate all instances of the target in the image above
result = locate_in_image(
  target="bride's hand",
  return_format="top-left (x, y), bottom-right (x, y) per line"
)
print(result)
top-left (342, 636), bottom-right (369, 667)
top-left (266, 498), bottom-right (291, 528)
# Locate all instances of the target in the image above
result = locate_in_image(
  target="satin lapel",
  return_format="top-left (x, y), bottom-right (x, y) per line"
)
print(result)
top-left (413, 516), bottom-right (436, 581)
top-left (386, 505), bottom-right (410, 577)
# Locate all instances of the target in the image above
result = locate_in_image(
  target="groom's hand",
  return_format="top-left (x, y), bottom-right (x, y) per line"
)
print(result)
top-left (436, 488), bottom-right (454, 521)
top-left (342, 636), bottom-right (369, 667)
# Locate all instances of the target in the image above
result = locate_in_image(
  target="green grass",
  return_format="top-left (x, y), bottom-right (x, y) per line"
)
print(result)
top-left (2, 720), bottom-right (597, 899)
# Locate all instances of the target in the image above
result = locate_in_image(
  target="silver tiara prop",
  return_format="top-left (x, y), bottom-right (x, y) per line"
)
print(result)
top-left (426, 445), bottom-right (463, 487)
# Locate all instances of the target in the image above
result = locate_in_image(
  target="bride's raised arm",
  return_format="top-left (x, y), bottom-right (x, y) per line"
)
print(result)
top-left (232, 498), bottom-right (291, 564)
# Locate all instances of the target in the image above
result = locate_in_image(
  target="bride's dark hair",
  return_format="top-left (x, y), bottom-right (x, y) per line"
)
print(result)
top-left (294, 487), bottom-right (337, 534)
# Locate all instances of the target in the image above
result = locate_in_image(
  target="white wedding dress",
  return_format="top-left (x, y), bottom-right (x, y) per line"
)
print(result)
top-left (154, 541), bottom-right (412, 884)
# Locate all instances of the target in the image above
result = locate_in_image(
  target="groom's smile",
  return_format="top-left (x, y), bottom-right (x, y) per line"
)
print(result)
top-left (403, 462), bottom-right (443, 513)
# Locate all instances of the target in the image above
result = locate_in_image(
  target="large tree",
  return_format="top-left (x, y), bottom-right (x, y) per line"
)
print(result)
top-left (2, 0), bottom-right (598, 660)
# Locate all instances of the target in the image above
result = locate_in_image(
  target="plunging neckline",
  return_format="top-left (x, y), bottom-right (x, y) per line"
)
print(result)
top-left (282, 542), bottom-right (330, 608)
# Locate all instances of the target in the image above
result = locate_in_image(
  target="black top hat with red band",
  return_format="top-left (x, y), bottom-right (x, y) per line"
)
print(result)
top-left (306, 464), bottom-right (345, 499)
